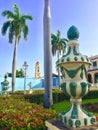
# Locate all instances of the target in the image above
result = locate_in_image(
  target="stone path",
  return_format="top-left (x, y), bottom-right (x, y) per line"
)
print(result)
top-left (46, 120), bottom-right (98, 130)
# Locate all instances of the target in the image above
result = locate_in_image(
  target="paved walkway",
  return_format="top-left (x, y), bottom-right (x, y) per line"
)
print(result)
top-left (46, 120), bottom-right (98, 130)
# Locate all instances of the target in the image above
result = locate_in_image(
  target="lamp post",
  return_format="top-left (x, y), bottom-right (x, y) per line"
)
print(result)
top-left (22, 61), bottom-right (28, 94)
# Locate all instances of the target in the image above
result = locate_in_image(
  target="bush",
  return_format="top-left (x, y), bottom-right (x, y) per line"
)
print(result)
top-left (23, 89), bottom-right (69, 104)
top-left (24, 93), bottom-right (44, 104)
top-left (83, 90), bottom-right (98, 99)
top-left (4, 89), bottom-right (98, 105)
top-left (0, 96), bottom-right (57, 130)
top-left (13, 89), bottom-right (98, 104)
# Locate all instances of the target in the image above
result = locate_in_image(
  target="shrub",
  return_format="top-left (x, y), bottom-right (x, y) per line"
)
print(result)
top-left (23, 89), bottom-right (98, 104)
top-left (83, 90), bottom-right (98, 99)
top-left (0, 96), bottom-right (57, 130)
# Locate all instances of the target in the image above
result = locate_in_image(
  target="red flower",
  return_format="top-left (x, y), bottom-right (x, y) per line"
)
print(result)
top-left (37, 109), bottom-right (42, 113)
top-left (0, 114), bottom-right (2, 119)
top-left (3, 127), bottom-right (8, 130)
top-left (96, 116), bottom-right (98, 121)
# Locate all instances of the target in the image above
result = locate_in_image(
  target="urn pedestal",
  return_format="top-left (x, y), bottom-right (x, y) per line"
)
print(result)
top-left (56, 26), bottom-right (96, 128)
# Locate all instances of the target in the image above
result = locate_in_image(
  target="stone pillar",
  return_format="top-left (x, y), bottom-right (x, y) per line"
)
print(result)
top-left (92, 73), bottom-right (95, 86)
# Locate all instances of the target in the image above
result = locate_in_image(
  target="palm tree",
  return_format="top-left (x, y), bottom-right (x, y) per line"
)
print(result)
top-left (43, 0), bottom-right (53, 108)
top-left (1, 4), bottom-right (33, 92)
top-left (51, 30), bottom-right (68, 89)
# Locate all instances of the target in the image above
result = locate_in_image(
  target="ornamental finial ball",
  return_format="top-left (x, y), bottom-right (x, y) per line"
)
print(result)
top-left (67, 25), bottom-right (79, 40)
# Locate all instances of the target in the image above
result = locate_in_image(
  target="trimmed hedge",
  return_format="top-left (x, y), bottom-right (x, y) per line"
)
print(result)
top-left (24, 93), bottom-right (44, 104)
top-left (1, 89), bottom-right (98, 104)
top-left (83, 90), bottom-right (98, 99)
top-left (23, 90), bottom-right (68, 104)
top-left (23, 89), bottom-right (98, 104)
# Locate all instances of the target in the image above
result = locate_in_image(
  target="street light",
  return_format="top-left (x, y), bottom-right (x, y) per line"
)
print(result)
top-left (22, 61), bottom-right (28, 94)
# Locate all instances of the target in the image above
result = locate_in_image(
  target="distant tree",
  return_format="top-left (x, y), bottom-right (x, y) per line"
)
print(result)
top-left (1, 4), bottom-right (33, 92)
top-left (51, 30), bottom-right (68, 89)
top-left (7, 68), bottom-right (24, 78)
top-left (16, 68), bottom-right (24, 77)
top-left (7, 72), bottom-right (12, 77)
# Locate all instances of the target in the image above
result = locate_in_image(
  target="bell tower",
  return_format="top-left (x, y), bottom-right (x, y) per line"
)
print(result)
top-left (35, 61), bottom-right (41, 78)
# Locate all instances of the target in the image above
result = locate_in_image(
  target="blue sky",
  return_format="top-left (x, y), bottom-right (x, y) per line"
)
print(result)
top-left (0, 0), bottom-right (98, 77)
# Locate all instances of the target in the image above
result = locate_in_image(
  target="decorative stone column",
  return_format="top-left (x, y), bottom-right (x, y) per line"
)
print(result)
top-left (1, 74), bottom-right (9, 95)
top-left (56, 25), bottom-right (96, 128)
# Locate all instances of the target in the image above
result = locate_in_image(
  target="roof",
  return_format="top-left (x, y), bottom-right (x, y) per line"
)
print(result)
top-left (52, 73), bottom-right (58, 77)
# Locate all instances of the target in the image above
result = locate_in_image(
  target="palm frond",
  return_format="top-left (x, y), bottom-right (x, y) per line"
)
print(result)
top-left (2, 11), bottom-right (14, 19)
top-left (51, 30), bottom-right (68, 57)
top-left (61, 38), bottom-right (68, 42)
top-left (9, 27), bottom-right (14, 43)
top-left (1, 21), bottom-right (10, 35)
top-left (23, 24), bottom-right (28, 40)
top-left (62, 45), bottom-right (66, 54)
top-left (13, 4), bottom-right (21, 18)
top-left (60, 39), bottom-right (67, 46)
top-left (2, 4), bottom-right (32, 44)
top-left (9, 21), bottom-right (17, 43)
top-left (51, 33), bottom-right (57, 40)
top-left (57, 30), bottom-right (60, 38)
top-left (52, 46), bottom-right (56, 56)
top-left (22, 15), bottom-right (33, 20)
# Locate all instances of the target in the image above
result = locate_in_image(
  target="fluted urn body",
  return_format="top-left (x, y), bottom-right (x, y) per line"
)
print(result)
top-left (57, 26), bottom-right (96, 127)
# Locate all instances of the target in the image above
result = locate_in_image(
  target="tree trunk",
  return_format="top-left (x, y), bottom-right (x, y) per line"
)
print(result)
top-left (57, 50), bottom-right (60, 89)
top-left (12, 37), bottom-right (18, 92)
top-left (43, 0), bottom-right (53, 108)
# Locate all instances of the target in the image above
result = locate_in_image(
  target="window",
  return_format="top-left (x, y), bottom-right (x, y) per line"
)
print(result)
top-left (93, 61), bottom-right (97, 67)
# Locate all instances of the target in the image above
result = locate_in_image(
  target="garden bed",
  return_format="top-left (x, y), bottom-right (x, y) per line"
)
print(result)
top-left (82, 102), bottom-right (98, 113)
top-left (0, 96), bottom-right (57, 130)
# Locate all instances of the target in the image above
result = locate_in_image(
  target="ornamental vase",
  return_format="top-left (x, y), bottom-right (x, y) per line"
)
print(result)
top-left (57, 25), bottom-right (96, 128)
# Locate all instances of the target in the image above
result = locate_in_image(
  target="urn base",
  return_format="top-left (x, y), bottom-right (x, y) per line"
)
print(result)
top-left (58, 98), bottom-right (96, 128)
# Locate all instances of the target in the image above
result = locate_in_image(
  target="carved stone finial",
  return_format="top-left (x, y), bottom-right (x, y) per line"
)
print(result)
top-left (67, 25), bottom-right (79, 40)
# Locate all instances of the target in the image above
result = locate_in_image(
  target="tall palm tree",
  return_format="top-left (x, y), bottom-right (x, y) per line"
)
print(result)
top-left (51, 30), bottom-right (68, 89)
top-left (1, 4), bottom-right (33, 92)
top-left (43, 0), bottom-right (53, 108)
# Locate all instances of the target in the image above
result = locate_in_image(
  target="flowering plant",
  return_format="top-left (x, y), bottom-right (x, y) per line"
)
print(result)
top-left (0, 96), bottom-right (57, 130)
top-left (96, 115), bottom-right (98, 121)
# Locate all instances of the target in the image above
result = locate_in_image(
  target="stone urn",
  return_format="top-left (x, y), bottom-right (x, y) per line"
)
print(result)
top-left (1, 74), bottom-right (9, 91)
top-left (57, 25), bottom-right (96, 128)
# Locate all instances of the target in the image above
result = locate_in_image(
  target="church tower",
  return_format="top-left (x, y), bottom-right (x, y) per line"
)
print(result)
top-left (35, 61), bottom-right (41, 78)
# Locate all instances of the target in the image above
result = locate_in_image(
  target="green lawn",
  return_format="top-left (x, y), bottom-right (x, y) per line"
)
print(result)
top-left (53, 98), bottom-right (98, 114)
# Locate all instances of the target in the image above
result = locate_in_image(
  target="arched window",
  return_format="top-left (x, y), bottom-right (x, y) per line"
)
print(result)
top-left (87, 74), bottom-right (92, 83)
top-left (94, 73), bottom-right (98, 83)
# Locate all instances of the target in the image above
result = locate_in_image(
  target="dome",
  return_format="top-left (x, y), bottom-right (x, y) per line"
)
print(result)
top-left (67, 25), bottom-right (79, 40)
top-left (36, 61), bottom-right (40, 64)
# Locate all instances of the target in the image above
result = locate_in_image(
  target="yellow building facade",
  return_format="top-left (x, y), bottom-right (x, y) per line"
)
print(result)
top-left (87, 55), bottom-right (98, 87)
top-left (35, 61), bottom-right (41, 78)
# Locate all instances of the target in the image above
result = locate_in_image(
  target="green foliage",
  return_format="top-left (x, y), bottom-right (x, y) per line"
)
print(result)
top-left (0, 90), bottom-right (98, 129)
top-left (1, 4), bottom-right (33, 92)
top-left (7, 72), bottom-right (12, 77)
top-left (53, 100), bottom-right (71, 114)
top-left (16, 68), bottom-right (24, 77)
top-left (0, 96), bottom-right (57, 129)
top-left (24, 93), bottom-right (44, 104)
top-left (1, 4), bottom-right (33, 43)
top-left (51, 30), bottom-right (68, 57)
top-left (23, 90), bottom-right (69, 105)
top-left (7, 89), bottom-right (98, 105)
top-left (83, 90), bottom-right (98, 99)
top-left (7, 68), bottom-right (24, 77)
